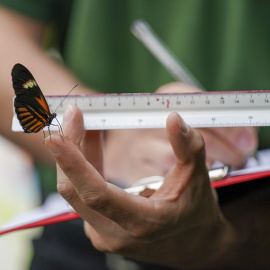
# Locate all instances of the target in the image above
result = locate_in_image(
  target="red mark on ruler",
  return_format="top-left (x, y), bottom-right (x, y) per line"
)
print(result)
top-left (156, 98), bottom-right (160, 101)
top-left (167, 99), bottom-right (170, 108)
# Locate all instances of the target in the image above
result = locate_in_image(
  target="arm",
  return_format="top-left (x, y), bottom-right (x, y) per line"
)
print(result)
top-left (104, 82), bottom-right (258, 187)
top-left (156, 82), bottom-right (258, 169)
top-left (0, 6), bottom-right (89, 164)
top-left (0, 6), bottom-right (258, 178)
top-left (45, 105), bottom-right (270, 269)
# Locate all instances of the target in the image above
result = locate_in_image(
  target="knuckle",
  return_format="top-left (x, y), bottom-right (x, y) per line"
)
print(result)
top-left (79, 189), bottom-right (108, 211)
top-left (93, 241), bottom-right (125, 254)
top-left (130, 228), bottom-right (150, 240)
top-left (106, 242), bottom-right (128, 253)
top-left (61, 162), bottom-right (75, 179)
top-left (91, 238), bottom-right (108, 252)
top-left (91, 235), bottom-right (131, 253)
top-left (127, 222), bottom-right (160, 242)
top-left (57, 179), bottom-right (76, 202)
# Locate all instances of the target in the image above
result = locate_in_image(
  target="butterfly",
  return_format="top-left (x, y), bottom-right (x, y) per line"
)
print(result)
top-left (12, 63), bottom-right (64, 140)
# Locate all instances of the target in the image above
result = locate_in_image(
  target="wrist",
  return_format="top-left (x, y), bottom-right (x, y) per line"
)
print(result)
top-left (197, 213), bottom-right (246, 269)
top-left (168, 212), bottom-right (245, 269)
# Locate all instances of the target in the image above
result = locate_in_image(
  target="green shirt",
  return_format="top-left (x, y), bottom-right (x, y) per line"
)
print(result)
top-left (2, 0), bottom-right (270, 194)
top-left (2, 0), bottom-right (270, 92)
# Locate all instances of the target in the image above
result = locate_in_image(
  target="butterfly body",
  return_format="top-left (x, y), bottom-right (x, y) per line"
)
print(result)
top-left (12, 64), bottom-right (58, 135)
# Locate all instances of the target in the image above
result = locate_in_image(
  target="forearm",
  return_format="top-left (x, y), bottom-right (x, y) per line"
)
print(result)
top-left (177, 200), bottom-right (270, 269)
top-left (143, 215), bottom-right (254, 269)
top-left (216, 188), bottom-right (270, 269)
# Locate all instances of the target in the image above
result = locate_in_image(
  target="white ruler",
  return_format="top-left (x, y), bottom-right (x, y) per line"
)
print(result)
top-left (12, 91), bottom-right (270, 131)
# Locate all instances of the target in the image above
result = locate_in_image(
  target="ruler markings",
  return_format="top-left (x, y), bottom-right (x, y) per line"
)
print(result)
top-left (12, 91), bottom-right (270, 131)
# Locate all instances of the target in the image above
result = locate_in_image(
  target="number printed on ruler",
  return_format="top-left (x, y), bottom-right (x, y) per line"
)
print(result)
top-left (12, 90), bottom-right (270, 131)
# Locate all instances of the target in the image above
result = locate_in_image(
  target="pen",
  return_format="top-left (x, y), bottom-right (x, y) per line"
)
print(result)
top-left (125, 165), bottom-right (230, 196)
top-left (131, 20), bottom-right (258, 164)
top-left (130, 19), bottom-right (205, 90)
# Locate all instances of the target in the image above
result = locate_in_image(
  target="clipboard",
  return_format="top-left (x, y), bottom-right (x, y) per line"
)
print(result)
top-left (1, 149), bottom-right (269, 236)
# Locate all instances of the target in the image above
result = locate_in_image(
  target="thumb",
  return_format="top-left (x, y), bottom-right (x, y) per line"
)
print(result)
top-left (155, 112), bottom-right (208, 196)
top-left (166, 112), bottom-right (206, 166)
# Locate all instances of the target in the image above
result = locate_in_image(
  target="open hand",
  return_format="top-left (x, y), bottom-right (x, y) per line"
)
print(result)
top-left (45, 105), bottom-right (235, 268)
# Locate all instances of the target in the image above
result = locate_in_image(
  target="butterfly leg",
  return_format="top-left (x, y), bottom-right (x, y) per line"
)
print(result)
top-left (43, 130), bottom-right (46, 143)
top-left (55, 117), bottom-right (65, 140)
top-left (50, 124), bottom-right (64, 140)
top-left (48, 127), bottom-right (54, 142)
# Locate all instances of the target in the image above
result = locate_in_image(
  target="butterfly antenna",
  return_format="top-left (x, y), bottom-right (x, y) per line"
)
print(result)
top-left (53, 84), bottom-right (78, 113)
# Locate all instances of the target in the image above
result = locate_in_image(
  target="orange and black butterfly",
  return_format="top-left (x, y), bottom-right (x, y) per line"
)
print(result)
top-left (12, 63), bottom-right (63, 139)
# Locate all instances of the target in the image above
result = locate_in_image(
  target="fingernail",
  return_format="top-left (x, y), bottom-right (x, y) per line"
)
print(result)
top-left (175, 112), bottom-right (190, 135)
top-left (45, 134), bottom-right (62, 155)
top-left (63, 104), bottom-right (74, 124)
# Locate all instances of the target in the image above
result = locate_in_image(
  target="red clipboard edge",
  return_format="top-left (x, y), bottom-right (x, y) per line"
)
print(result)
top-left (1, 171), bottom-right (269, 236)
top-left (212, 170), bottom-right (270, 188)
top-left (0, 212), bottom-right (80, 236)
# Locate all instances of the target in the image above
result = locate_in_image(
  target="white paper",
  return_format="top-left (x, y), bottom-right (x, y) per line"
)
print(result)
top-left (2, 149), bottom-right (270, 234)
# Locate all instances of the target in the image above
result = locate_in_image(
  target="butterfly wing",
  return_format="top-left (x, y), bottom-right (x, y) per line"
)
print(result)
top-left (14, 95), bottom-right (49, 133)
top-left (12, 64), bottom-right (53, 133)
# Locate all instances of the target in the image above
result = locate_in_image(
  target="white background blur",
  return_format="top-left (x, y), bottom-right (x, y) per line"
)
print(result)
top-left (0, 135), bottom-right (40, 270)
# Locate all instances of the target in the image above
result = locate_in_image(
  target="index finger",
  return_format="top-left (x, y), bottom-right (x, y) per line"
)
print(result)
top-left (46, 134), bottom-right (155, 231)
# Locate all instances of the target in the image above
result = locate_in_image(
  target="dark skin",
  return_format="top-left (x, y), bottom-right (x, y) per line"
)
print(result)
top-left (1, 5), bottom-right (268, 268)
top-left (0, 6), bottom-right (257, 171)
top-left (45, 106), bottom-right (270, 269)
